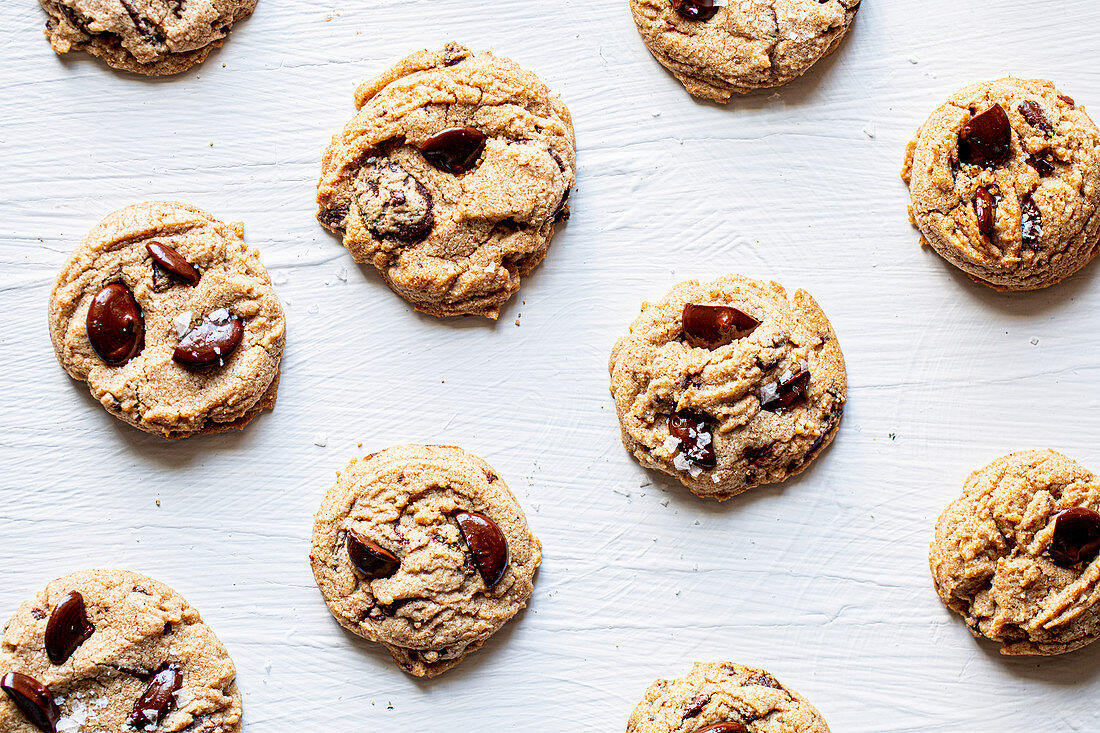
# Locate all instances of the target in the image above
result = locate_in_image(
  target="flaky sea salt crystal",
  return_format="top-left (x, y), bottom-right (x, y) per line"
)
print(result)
top-left (760, 381), bottom-right (779, 404)
top-left (173, 311), bottom-right (193, 337)
top-left (661, 436), bottom-right (680, 452)
top-left (209, 308), bottom-right (230, 323)
top-left (673, 452), bottom-right (702, 477)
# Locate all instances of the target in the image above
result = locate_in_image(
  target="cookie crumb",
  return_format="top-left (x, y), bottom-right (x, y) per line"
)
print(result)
top-left (313, 433), bottom-right (328, 447)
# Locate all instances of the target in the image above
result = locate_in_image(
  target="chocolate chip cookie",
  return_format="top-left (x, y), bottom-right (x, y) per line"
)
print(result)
top-left (931, 450), bottom-right (1100, 655)
top-left (316, 43), bottom-right (576, 319)
top-left (609, 275), bottom-right (846, 500)
top-left (1, 569), bottom-right (241, 733)
top-left (629, 0), bottom-right (860, 102)
top-left (39, 0), bottom-right (257, 76)
top-left (48, 201), bottom-right (286, 439)
top-left (903, 78), bottom-right (1100, 290)
top-left (309, 444), bottom-right (542, 677)
top-left (627, 662), bottom-right (830, 733)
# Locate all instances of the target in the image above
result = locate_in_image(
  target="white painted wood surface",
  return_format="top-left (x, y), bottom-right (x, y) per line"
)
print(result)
top-left (3, 0), bottom-right (1100, 730)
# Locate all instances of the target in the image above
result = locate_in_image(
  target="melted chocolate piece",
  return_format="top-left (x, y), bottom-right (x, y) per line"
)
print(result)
top-left (958, 104), bottom-right (1011, 168)
top-left (1048, 507), bottom-right (1100, 568)
top-left (86, 283), bottom-right (144, 365)
top-left (173, 310), bottom-right (243, 367)
top-left (318, 204), bottom-right (349, 232)
top-left (1018, 100), bottom-right (1055, 136)
top-left (671, 0), bottom-right (720, 21)
top-left (760, 369), bottom-right (810, 413)
top-left (974, 187), bottom-right (996, 237)
top-left (682, 303), bottom-right (760, 349)
top-left (1, 673), bottom-right (59, 733)
top-left (420, 127), bottom-right (487, 174)
top-left (1027, 154), bottom-right (1056, 177)
top-left (129, 666), bottom-right (183, 730)
top-left (668, 411), bottom-right (717, 469)
top-left (146, 241), bottom-right (199, 285)
top-left (1021, 194), bottom-right (1043, 249)
top-left (694, 723), bottom-right (748, 733)
top-left (356, 159), bottom-right (434, 243)
top-left (45, 591), bottom-right (95, 665)
top-left (345, 529), bottom-right (400, 580)
top-left (454, 511), bottom-right (509, 588)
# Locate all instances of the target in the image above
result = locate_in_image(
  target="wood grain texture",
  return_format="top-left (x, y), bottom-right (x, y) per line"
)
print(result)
top-left (2, 0), bottom-right (1100, 730)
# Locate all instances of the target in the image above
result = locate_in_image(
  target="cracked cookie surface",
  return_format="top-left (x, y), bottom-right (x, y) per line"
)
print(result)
top-left (609, 275), bottom-right (845, 500)
top-left (931, 450), bottom-right (1100, 655)
top-left (310, 444), bottom-right (541, 677)
top-left (1, 569), bottom-right (241, 733)
top-left (903, 77), bottom-right (1100, 290)
top-left (48, 201), bottom-right (286, 439)
top-left (627, 661), bottom-right (830, 733)
top-left (628, 0), bottom-right (860, 102)
top-left (316, 43), bottom-right (576, 319)
top-left (39, 0), bottom-right (257, 76)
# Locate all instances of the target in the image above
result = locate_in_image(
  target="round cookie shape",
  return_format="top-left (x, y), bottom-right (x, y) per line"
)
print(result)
top-left (628, 0), bottom-right (860, 102)
top-left (48, 201), bottom-right (286, 439)
top-left (316, 43), bottom-right (577, 319)
top-left (38, 0), bottom-right (257, 76)
top-left (627, 662), bottom-right (830, 733)
top-left (0, 570), bottom-right (241, 733)
top-left (608, 275), bottom-right (846, 500)
top-left (309, 444), bottom-right (542, 677)
top-left (931, 450), bottom-right (1100, 655)
top-left (903, 78), bottom-right (1100, 290)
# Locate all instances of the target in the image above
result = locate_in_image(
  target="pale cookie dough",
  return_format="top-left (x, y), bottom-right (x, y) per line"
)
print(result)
top-left (310, 444), bottom-right (541, 677)
top-left (903, 78), bottom-right (1100, 290)
top-left (316, 43), bottom-right (576, 319)
top-left (609, 275), bottom-right (846, 500)
top-left (39, 0), bottom-right (257, 76)
top-left (931, 450), bottom-right (1100, 655)
top-left (628, 0), bottom-right (860, 102)
top-left (627, 662), bottom-right (830, 733)
top-left (48, 201), bottom-right (285, 439)
top-left (0, 569), bottom-right (241, 733)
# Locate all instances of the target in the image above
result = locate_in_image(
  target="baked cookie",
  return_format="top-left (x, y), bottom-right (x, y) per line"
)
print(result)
top-left (609, 275), bottom-right (845, 500)
top-left (628, 0), bottom-right (860, 102)
top-left (310, 444), bottom-right (541, 677)
top-left (931, 450), bottom-right (1100, 655)
top-left (0, 569), bottom-right (241, 733)
top-left (316, 43), bottom-right (576, 319)
top-left (902, 78), bottom-right (1100, 290)
top-left (39, 0), bottom-right (257, 76)
top-left (627, 662), bottom-right (830, 733)
top-left (48, 201), bottom-right (286, 439)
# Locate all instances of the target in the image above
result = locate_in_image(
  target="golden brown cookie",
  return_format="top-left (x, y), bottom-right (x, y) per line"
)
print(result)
top-left (316, 43), bottom-right (576, 319)
top-left (609, 275), bottom-right (845, 500)
top-left (903, 78), bottom-right (1100, 290)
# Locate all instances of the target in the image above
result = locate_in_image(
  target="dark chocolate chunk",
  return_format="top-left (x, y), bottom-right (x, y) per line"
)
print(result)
top-left (1027, 154), bottom-right (1056, 177)
top-left (356, 159), bottom-right (434, 243)
top-left (454, 511), bottom-right (509, 588)
top-left (129, 666), bottom-right (183, 730)
top-left (1, 673), bottom-right (59, 733)
top-left (146, 241), bottom-right (199, 286)
top-left (958, 104), bottom-right (1011, 168)
top-left (668, 411), bottom-right (717, 469)
top-left (683, 303), bottom-right (760, 349)
top-left (671, 0), bottom-right (720, 21)
top-left (419, 127), bottom-right (487, 174)
top-left (1021, 194), bottom-right (1043, 249)
top-left (974, 187), bottom-right (996, 237)
top-left (86, 282), bottom-right (144, 365)
top-left (760, 368), bottom-right (810, 413)
top-left (1018, 100), bottom-right (1055, 136)
top-left (693, 723), bottom-right (748, 733)
top-left (318, 203), bottom-right (350, 232)
top-left (346, 529), bottom-right (400, 580)
top-left (173, 310), bottom-right (243, 367)
top-left (45, 591), bottom-right (95, 665)
top-left (1048, 507), bottom-right (1100, 568)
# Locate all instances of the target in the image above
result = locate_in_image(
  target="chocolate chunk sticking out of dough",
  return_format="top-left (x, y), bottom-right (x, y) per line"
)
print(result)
top-left (1048, 507), bottom-right (1100, 568)
top-left (668, 411), bottom-right (717, 469)
top-left (959, 104), bottom-right (1011, 168)
top-left (86, 282), bottom-right (144, 365)
top-left (694, 723), bottom-right (748, 733)
top-left (974, 187), bottom-right (996, 237)
top-left (147, 241), bottom-right (200, 285)
top-left (670, 0), bottom-right (720, 21)
top-left (129, 665), bottom-right (183, 730)
top-left (346, 529), bottom-right (400, 580)
top-left (1027, 154), bottom-right (1056, 177)
top-left (45, 591), bottom-right (95, 665)
top-left (682, 303), bottom-right (760, 348)
top-left (1021, 194), bottom-right (1043, 249)
top-left (454, 511), bottom-right (509, 588)
top-left (355, 159), bottom-right (434, 243)
top-left (318, 203), bottom-right (350, 232)
top-left (1019, 100), bottom-right (1055, 136)
top-left (173, 309), bottom-right (243, 367)
top-left (1, 673), bottom-right (59, 733)
top-left (760, 368), bottom-right (810, 413)
top-left (420, 127), bottom-right (487, 174)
